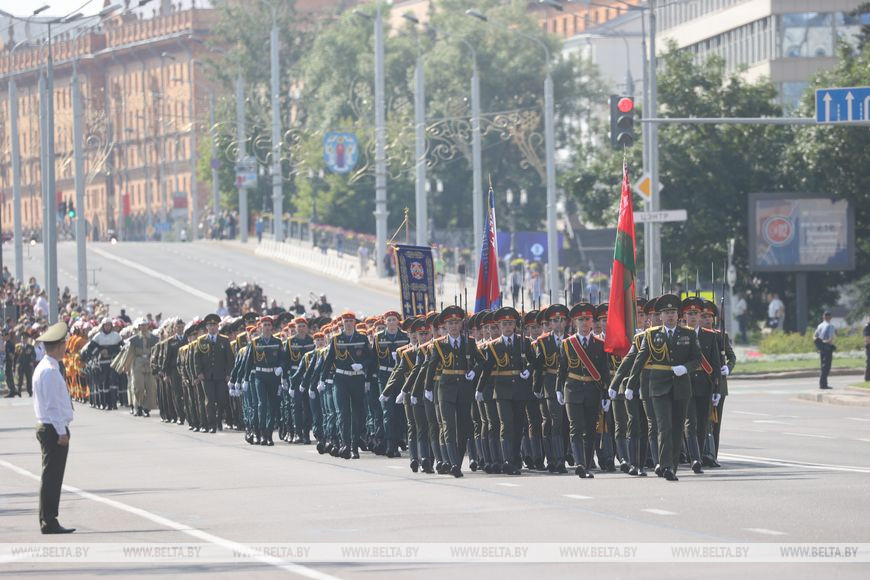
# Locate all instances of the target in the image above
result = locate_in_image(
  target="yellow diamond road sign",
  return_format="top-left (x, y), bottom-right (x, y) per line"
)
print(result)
top-left (634, 174), bottom-right (661, 201)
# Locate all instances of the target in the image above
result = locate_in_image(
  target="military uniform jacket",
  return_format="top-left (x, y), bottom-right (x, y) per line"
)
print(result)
top-left (373, 329), bottom-right (410, 387)
top-left (690, 327), bottom-right (721, 397)
top-left (610, 330), bottom-right (652, 398)
top-left (627, 325), bottom-right (701, 400)
top-left (422, 335), bottom-right (475, 403)
top-left (284, 335), bottom-right (315, 376)
top-left (193, 334), bottom-right (234, 380)
top-left (237, 335), bottom-right (285, 383)
top-left (532, 332), bottom-right (566, 399)
top-left (14, 343), bottom-right (36, 372)
top-left (409, 342), bottom-right (437, 399)
top-left (321, 331), bottom-right (374, 381)
top-left (161, 335), bottom-right (187, 375)
top-left (478, 334), bottom-right (534, 401)
top-left (381, 343), bottom-right (417, 398)
top-left (176, 343), bottom-right (193, 385)
top-left (291, 349), bottom-right (317, 390)
top-left (715, 330), bottom-right (736, 397)
top-left (128, 333), bottom-right (159, 371)
top-left (557, 333), bottom-right (610, 405)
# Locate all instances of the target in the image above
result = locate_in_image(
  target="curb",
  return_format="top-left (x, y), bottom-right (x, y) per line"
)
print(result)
top-left (730, 368), bottom-right (863, 380)
top-left (794, 391), bottom-right (870, 407)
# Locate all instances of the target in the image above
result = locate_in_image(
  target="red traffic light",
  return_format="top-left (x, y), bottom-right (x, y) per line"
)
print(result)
top-left (617, 97), bottom-right (634, 113)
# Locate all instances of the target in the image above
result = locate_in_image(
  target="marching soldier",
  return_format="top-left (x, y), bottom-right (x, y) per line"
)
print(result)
top-left (533, 304), bottom-right (570, 473)
top-left (626, 294), bottom-right (701, 481)
top-left (237, 316), bottom-right (285, 445)
top-left (701, 299), bottom-right (735, 466)
top-left (594, 302), bottom-right (617, 472)
top-left (383, 317), bottom-right (424, 471)
top-left (373, 311), bottom-right (410, 457)
top-left (178, 319), bottom-right (204, 431)
top-left (681, 296), bottom-right (721, 475)
top-left (128, 318), bottom-right (159, 417)
top-left (396, 315), bottom-right (436, 473)
top-left (556, 302), bottom-right (610, 479)
top-left (477, 306), bottom-right (534, 475)
top-left (286, 317), bottom-right (316, 444)
top-left (192, 314), bottom-right (235, 433)
top-left (319, 312), bottom-right (373, 459)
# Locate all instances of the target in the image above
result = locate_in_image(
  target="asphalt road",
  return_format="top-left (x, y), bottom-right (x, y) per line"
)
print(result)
top-left (3, 240), bottom-right (398, 319)
top-left (1, 241), bottom-right (869, 578)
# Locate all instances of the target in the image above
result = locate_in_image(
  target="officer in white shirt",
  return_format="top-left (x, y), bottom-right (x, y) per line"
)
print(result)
top-left (32, 322), bottom-right (75, 534)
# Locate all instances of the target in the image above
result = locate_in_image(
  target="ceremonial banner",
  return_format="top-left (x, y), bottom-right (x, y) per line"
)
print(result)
top-left (474, 187), bottom-right (502, 313)
top-left (604, 161), bottom-right (637, 357)
top-left (395, 244), bottom-right (436, 318)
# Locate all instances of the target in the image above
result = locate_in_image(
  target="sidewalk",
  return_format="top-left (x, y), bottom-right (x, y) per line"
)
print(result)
top-left (795, 386), bottom-right (870, 407)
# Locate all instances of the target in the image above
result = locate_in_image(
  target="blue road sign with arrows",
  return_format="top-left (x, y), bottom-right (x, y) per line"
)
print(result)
top-left (815, 86), bottom-right (870, 124)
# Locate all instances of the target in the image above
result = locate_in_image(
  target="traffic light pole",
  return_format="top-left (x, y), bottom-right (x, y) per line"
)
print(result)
top-left (72, 61), bottom-right (88, 303)
top-left (648, 0), bottom-right (661, 297)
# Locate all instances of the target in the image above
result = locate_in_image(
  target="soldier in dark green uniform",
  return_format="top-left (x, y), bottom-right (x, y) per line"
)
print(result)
top-left (681, 296), bottom-right (721, 475)
top-left (533, 304), bottom-right (570, 473)
top-left (192, 313), bottom-right (235, 433)
top-left (627, 294), bottom-right (701, 481)
top-left (373, 311), bottom-right (410, 457)
top-left (237, 316), bottom-right (286, 446)
top-left (383, 317), bottom-right (425, 472)
top-left (320, 312), bottom-right (374, 459)
top-left (556, 302), bottom-right (611, 479)
top-left (700, 299), bottom-right (734, 467)
top-left (286, 317), bottom-right (315, 444)
top-left (15, 331), bottom-right (38, 396)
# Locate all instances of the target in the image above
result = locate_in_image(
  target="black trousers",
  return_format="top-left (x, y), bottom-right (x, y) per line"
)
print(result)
top-left (819, 348), bottom-right (833, 388)
top-left (5, 361), bottom-right (15, 394)
top-left (36, 424), bottom-right (69, 527)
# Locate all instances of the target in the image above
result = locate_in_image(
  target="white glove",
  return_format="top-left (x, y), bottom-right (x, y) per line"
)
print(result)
top-left (378, 393), bottom-right (389, 403)
top-left (317, 381), bottom-right (326, 392)
top-left (391, 351), bottom-right (398, 362)
top-left (351, 363), bottom-right (363, 372)
top-left (534, 391), bottom-right (543, 400)
top-left (712, 393), bottom-right (721, 407)
top-left (411, 395), bottom-right (418, 405)
top-left (672, 365), bottom-right (688, 376)
top-left (465, 370), bottom-right (476, 381)
top-left (556, 391), bottom-right (565, 406)
top-left (424, 390), bottom-right (433, 402)
top-left (625, 388), bottom-right (634, 401)
top-left (720, 365), bottom-right (730, 377)
top-left (308, 389), bottom-right (316, 400)
top-left (608, 387), bottom-right (617, 400)
top-left (364, 382), bottom-right (371, 393)
top-left (298, 386), bottom-right (305, 393)
top-left (395, 392), bottom-right (406, 404)
top-left (475, 391), bottom-right (484, 403)
top-left (602, 400), bottom-right (611, 413)
top-left (241, 381), bottom-right (249, 392)
top-left (274, 367), bottom-right (283, 377)
top-left (281, 380), bottom-right (289, 391)
top-left (228, 381), bottom-right (235, 390)
top-left (520, 370), bottom-right (530, 380)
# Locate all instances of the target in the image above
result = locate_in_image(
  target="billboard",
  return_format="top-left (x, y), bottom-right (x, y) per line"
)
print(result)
top-left (748, 194), bottom-right (855, 272)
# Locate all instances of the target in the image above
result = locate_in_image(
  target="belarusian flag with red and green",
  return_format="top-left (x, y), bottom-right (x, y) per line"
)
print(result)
top-left (604, 161), bottom-right (637, 357)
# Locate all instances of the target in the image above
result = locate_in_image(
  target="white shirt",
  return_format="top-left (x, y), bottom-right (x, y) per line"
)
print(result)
top-left (33, 354), bottom-right (73, 435)
top-left (768, 298), bottom-right (784, 319)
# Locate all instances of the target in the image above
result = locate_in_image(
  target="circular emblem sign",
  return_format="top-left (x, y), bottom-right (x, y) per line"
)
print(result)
top-left (761, 216), bottom-right (794, 247)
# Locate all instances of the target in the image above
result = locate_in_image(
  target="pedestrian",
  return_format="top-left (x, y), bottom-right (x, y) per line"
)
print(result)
top-left (358, 245), bottom-right (370, 276)
top-left (813, 311), bottom-right (836, 390)
top-left (864, 314), bottom-right (870, 382)
top-left (733, 291), bottom-right (748, 344)
top-left (255, 217), bottom-right (264, 243)
top-left (767, 292), bottom-right (785, 331)
top-left (33, 321), bottom-right (75, 534)
top-left (4, 329), bottom-right (17, 397)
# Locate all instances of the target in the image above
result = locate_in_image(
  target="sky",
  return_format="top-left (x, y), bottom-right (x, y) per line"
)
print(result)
top-left (0, 0), bottom-right (106, 18)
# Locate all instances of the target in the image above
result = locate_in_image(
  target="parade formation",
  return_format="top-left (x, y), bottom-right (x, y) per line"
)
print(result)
top-left (33, 279), bottom-right (736, 483)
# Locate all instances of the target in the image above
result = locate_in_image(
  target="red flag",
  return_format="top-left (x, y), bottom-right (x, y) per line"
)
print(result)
top-left (604, 162), bottom-right (637, 356)
top-left (474, 187), bottom-right (501, 313)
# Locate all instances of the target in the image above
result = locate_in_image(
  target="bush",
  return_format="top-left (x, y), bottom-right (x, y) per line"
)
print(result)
top-left (760, 329), bottom-right (866, 354)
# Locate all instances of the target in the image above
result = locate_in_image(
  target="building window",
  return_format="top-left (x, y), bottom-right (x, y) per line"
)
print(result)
top-left (836, 10), bottom-right (870, 52)
top-left (781, 81), bottom-right (809, 111)
top-left (780, 12), bottom-right (834, 58)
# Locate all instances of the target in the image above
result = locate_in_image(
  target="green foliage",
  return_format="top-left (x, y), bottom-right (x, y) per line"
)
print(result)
top-left (759, 330), bottom-right (866, 354)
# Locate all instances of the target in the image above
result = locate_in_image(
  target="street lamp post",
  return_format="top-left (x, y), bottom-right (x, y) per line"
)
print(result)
top-left (403, 13), bottom-right (429, 247)
top-left (466, 9), bottom-right (559, 296)
top-left (259, 0), bottom-right (284, 242)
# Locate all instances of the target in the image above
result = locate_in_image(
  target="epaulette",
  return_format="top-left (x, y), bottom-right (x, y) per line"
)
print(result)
top-left (680, 325), bottom-right (693, 331)
top-left (593, 335), bottom-right (605, 343)
top-left (435, 336), bottom-right (447, 343)
top-left (702, 327), bottom-right (718, 334)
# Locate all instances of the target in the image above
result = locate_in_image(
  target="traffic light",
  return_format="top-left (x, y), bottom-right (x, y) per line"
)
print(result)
top-left (610, 95), bottom-right (635, 149)
top-left (67, 202), bottom-right (76, 218)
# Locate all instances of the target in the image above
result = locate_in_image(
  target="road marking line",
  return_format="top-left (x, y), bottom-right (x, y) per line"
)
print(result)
top-left (563, 494), bottom-right (592, 500)
top-left (496, 482), bottom-right (521, 487)
top-left (306, 450), bottom-right (320, 454)
top-left (733, 411), bottom-right (770, 416)
top-left (753, 420), bottom-right (790, 425)
top-left (386, 465), bottom-right (403, 469)
top-left (745, 528), bottom-right (786, 536)
top-left (90, 247), bottom-right (221, 304)
top-left (719, 453), bottom-right (870, 474)
top-left (783, 432), bottom-right (834, 439)
top-left (856, 439), bottom-right (870, 443)
top-left (642, 509), bottom-right (677, 516)
top-left (847, 417), bottom-right (870, 422)
top-left (0, 459), bottom-right (340, 580)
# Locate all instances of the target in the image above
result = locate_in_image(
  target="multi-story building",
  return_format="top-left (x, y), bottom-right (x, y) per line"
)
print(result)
top-left (0, 0), bottom-right (355, 241)
top-left (658, 0), bottom-right (868, 108)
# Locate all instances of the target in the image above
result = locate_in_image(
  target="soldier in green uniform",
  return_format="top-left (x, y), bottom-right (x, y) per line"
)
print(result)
top-left (178, 319), bottom-right (203, 431)
top-left (320, 312), bottom-right (374, 459)
top-left (518, 310), bottom-right (543, 470)
top-left (413, 314), bottom-right (448, 473)
top-left (373, 311), bottom-right (410, 457)
top-left (627, 294), bottom-right (701, 481)
top-left (291, 330), bottom-right (328, 451)
top-left (681, 296), bottom-right (721, 475)
top-left (700, 299), bottom-right (734, 467)
top-left (594, 303), bottom-right (617, 472)
top-left (556, 302), bottom-right (610, 479)
top-left (129, 318), bottom-right (159, 417)
top-left (474, 310), bottom-right (503, 474)
top-left (14, 331), bottom-right (38, 397)
top-left (285, 317), bottom-right (315, 444)
top-left (404, 312), bottom-right (438, 473)
top-left (384, 317), bottom-right (425, 472)
top-left (533, 304), bottom-right (570, 473)
top-left (237, 316), bottom-right (286, 445)
top-left (192, 313), bottom-right (235, 433)
top-left (477, 306), bottom-right (534, 475)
